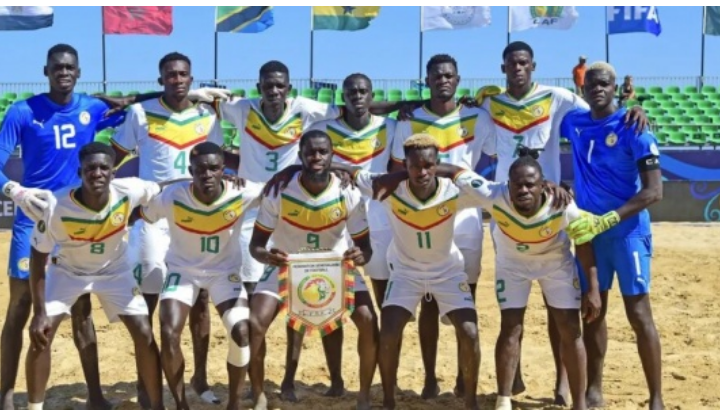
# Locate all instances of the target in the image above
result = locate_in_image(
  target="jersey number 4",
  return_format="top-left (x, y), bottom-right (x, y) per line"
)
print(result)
top-left (54, 124), bottom-right (76, 149)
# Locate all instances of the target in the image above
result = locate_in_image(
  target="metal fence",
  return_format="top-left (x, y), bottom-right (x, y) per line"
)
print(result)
top-left (3, 76), bottom-right (719, 95)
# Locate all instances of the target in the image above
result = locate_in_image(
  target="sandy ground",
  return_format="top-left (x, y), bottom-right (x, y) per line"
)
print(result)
top-left (0, 223), bottom-right (718, 410)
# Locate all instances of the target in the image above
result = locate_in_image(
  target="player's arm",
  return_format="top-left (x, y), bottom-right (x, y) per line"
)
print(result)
top-left (93, 88), bottom-right (232, 115)
top-left (575, 242), bottom-right (601, 323)
top-left (109, 106), bottom-right (141, 169)
top-left (344, 191), bottom-right (372, 266)
top-left (28, 247), bottom-right (52, 351)
top-left (249, 196), bottom-right (289, 267)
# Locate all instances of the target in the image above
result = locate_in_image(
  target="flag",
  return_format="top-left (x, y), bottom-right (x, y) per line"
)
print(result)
top-left (312, 7), bottom-right (380, 31)
top-left (0, 6), bottom-right (53, 31)
top-left (509, 6), bottom-right (578, 32)
top-left (705, 6), bottom-right (720, 36)
top-left (102, 7), bottom-right (173, 35)
top-left (216, 7), bottom-right (274, 33)
top-left (421, 6), bottom-right (491, 31)
top-left (607, 7), bottom-right (661, 36)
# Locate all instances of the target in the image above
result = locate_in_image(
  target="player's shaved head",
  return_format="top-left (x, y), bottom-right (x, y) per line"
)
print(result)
top-left (403, 133), bottom-right (439, 158)
top-left (190, 142), bottom-right (224, 163)
top-left (426, 54), bottom-right (458, 75)
top-left (159, 52), bottom-right (191, 73)
top-left (79, 142), bottom-right (115, 164)
top-left (503, 41), bottom-right (534, 60)
top-left (47, 43), bottom-right (78, 62)
top-left (343, 73), bottom-right (372, 90)
top-left (259, 60), bottom-right (289, 79)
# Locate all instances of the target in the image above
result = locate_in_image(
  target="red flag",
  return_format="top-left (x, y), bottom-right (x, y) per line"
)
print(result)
top-left (102, 6), bottom-right (173, 35)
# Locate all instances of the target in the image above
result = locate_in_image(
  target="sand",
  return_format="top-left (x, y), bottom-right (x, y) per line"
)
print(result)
top-left (0, 223), bottom-right (718, 410)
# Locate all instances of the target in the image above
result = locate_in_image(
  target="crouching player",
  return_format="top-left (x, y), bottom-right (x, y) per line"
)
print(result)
top-left (25, 143), bottom-right (164, 410)
top-left (139, 142), bottom-right (263, 410)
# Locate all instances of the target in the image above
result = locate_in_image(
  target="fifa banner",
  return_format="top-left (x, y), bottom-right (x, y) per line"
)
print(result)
top-left (278, 250), bottom-right (357, 337)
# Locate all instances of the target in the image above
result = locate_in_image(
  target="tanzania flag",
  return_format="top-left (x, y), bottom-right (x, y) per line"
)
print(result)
top-left (0, 6), bottom-right (53, 31)
top-left (312, 7), bottom-right (380, 31)
top-left (216, 7), bottom-right (274, 33)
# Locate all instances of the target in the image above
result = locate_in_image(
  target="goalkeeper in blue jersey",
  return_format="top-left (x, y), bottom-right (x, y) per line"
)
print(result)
top-left (0, 43), bottom-right (227, 410)
top-left (560, 62), bottom-right (664, 410)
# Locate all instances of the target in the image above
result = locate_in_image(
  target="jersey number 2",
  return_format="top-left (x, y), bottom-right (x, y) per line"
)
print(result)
top-left (54, 124), bottom-right (76, 149)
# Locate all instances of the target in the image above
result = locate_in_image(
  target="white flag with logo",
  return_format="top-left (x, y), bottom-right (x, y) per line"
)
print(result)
top-left (509, 6), bottom-right (578, 32)
top-left (421, 6), bottom-right (491, 31)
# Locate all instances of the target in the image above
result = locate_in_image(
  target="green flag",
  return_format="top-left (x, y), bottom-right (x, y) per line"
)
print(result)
top-left (705, 6), bottom-right (720, 36)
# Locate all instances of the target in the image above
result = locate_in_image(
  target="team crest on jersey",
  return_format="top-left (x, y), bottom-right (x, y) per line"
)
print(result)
top-left (79, 111), bottom-right (91, 125)
top-left (330, 208), bottom-right (343, 221)
top-left (372, 137), bottom-right (382, 149)
top-left (287, 127), bottom-right (298, 137)
top-left (228, 273), bottom-right (241, 283)
top-left (605, 132), bottom-right (618, 147)
top-left (458, 281), bottom-right (470, 292)
top-left (573, 276), bottom-right (580, 290)
top-left (195, 123), bottom-right (205, 134)
top-left (539, 226), bottom-right (553, 237)
top-left (110, 213), bottom-right (125, 227)
top-left (18, 258), bottom-right (30, 272)
top-left (223, 209), bottom-right (237, 221)
top-left (531, 105), bottom-right (545, 117)
top-left (437, 204), bottom-right (450, 217)
top-left (457, 126), bottom-right (468, 137)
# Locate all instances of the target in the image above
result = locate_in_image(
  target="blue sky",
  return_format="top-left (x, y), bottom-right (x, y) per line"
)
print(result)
top-left (0, 6), bottom-right (718, 85)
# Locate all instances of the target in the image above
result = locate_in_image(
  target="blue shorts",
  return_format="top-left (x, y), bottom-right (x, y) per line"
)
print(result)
top-left (577, 235), bottom-right (653, 296)
top-left (8, 223), bottom-right (33, 280)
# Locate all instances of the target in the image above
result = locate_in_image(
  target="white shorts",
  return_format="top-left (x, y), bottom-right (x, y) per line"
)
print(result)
top-left (460, 247), bottom-right (482, 285)
top-left (256, 264), bottom-right (368, 301)
top-left (240, 208), bottom-right (266, 284)
top-left (363, 229), bottom-right (392, 281)
top-left (160, 268), bottom-right (249, 307)
top-left (383, 272), bottom-right (475, 318)
top-left (129, 219), bottom-right (170, 295)
top-left (495, 258), bottom-right (581, 311)
top-left (45, 266), bottom-right (148, 323)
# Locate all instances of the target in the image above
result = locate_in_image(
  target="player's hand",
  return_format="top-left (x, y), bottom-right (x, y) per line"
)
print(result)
top-left (263, 248), bottom-right (289, 267)
top-left (343, 246), bottom-right (368, 266)
top-left (624, 105), bottom-right (649, 134)
top-left (457, 95), bottom-right (478, 107)
top-left (263, 165), bottom-right (303, 197)
top-left (29, 313), bottom-right (53, 351)
top-left (3, 182), bottom-right (50, 222)
top-left (396, 101), bottom-right (423, 121)
top-left (333, 170), bottom-right (355, 190)
top-left (567, 211), bottom-right (621, 245)
top-left (470, 85), bottom-right (505, 107)
top-left (544, 180), bottom-right (573, 209)
top-left (223, 174), bottom-right (246, 190)
top-left (581, 288), bottom-right (602, 324)
top-left (371, 172), bottom-right (405, 201)
top-left (188, 87), bottom-right (233, 103)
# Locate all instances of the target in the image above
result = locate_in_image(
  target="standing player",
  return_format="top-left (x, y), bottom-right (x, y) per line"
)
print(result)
top-left (473, 41), bottom-right (648, 404)
top-left (110, 52), bottom-right (225, 404)
top-left (355, 134), bottom-right (480, 410)
top-left (139, 142), bottom-right (261, 409)
top-left (25, 143), bottom-right (164, 410)
top-left (390, 54), bottom-right (494, 399)
top-left (248, 130), bottom-right (378, 410)
top-left (307, 73), bottom-right (396, 306)
top-left (561, 62), bottom-right (664, 410)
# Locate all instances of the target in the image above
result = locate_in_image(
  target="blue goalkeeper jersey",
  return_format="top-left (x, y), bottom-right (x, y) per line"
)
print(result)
top-left (560, 107), bottom-right (660, 239)
top-left (0, 93), bottom-right (124, 226)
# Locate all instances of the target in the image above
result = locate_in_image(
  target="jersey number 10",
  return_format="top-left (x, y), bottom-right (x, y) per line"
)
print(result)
top-left (54, 124), bottom-right (76, 149)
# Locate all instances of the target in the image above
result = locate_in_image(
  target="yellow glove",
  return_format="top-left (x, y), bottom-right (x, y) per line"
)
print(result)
top-left (567, 210), bottom-right (621, 245)
top-left (474, 85), bottom-right (505, 105)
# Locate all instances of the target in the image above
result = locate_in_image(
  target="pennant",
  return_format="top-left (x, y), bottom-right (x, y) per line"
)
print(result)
top-left (608, 6), bottom-right (661, 36)
top-left (102, 7), bottom-right (173, 35)
top-left (312, 7), bottom-right (380, 31)
top-left (421, 6), bottom-right (491, 32)
top-left (509, 6), bottom-right (578, 32)
top-left (216, 7), bottom-right (274, 33)
top-left (0, 6), bottom-right (53, 31)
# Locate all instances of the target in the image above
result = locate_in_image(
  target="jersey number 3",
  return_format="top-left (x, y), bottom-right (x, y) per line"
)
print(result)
top-left (54, 124), bottom-right (76, 149)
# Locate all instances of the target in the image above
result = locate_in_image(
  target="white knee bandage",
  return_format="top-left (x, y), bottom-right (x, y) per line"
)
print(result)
top-left (223, 306), bottom-right (250, 367)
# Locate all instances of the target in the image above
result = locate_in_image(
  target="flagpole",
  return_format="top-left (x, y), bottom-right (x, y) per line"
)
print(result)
top-left (506, 6), bottom-right (511, 45)
top-left (214, 31), bottom-right (219, 81)
top-left (310, 8), bottom-right (315, 82)
top-left (701, 6), bottom-right (706, 85)
top-left (605, 7), bottom-right (610, 63)
top-left (419, 7), bottom-right (424, 82)
top-left (101, 7), bottom-right (107, 93)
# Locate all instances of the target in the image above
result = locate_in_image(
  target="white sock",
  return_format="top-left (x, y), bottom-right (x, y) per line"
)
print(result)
top-left (28, 402), bottom-right (44, 410)
top-left (495, 395), bottom-right (512, 410)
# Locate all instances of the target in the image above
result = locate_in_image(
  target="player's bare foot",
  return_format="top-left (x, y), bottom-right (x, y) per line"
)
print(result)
top-left (253, 392), bottom-right (269, 410)
top-left (453, 375), bottom-right (465, 398)
top-left (280, 382), bottom-right (298, 402)
top-left (512, 375), bottom-right (526, 396)
top-left (421, 379), bottom-right (440, 400)
top-left (382, 397), bottom-right (396, 410)
top-left (85, 397), bottom-right (114, 410)
top-left (243, 388), bottom-right (254, 401)
top-left (649, 396), bottom-right (665, 410)
top-left (553, 392), bottom-right (568, 407)
top-left (586, 387), bottom-right (605, 409)
top-left (136, 385), bottom-right (151, 409)
top-left (191, 375), bottom-right (220, 405)
top-left (324, 380), bottom-right (345, 397)
top-left (355, 395), bottom-right (372, 410)
top-left (1, 391), bottom-right (14, 410)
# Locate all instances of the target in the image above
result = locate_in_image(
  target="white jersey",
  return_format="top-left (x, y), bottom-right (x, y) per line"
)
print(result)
top-left (219, 97), bottom-right (340, 182)
top-left (454, 170), bottom-right (583, 263)
top-left (355, 170), bottom-right (474, 277)
top-left (31, 178), bottom-right (160, 276)
top-left (141, 180), bottom-right (263, 276)
top-left (309, 115), bottom-right (396, 231)
top-left (111, 98), bottom-right (224, 182)
top-left (481, 83), bottom-right (589, 183)
top-left (255, 173), bottom-right (368, 255)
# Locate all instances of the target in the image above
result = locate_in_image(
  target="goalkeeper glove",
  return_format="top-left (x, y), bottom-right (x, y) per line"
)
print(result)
top-left (2, 182), bottom-right (50, 222)
top-left (567, 210), bottom-right (621, 245)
